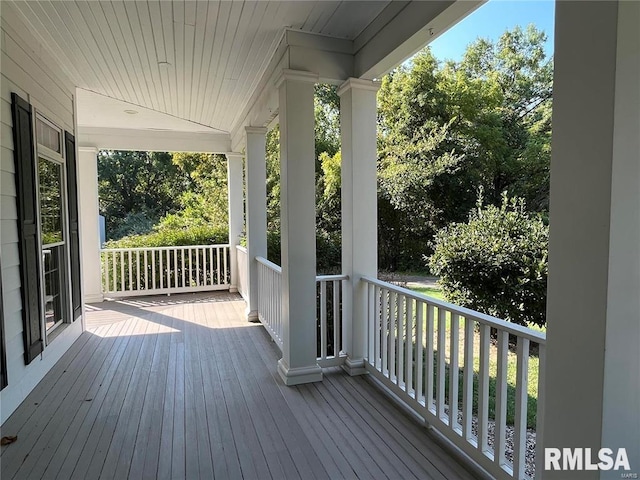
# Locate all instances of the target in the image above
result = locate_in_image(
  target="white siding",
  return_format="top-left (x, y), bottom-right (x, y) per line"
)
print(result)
top-left (1, 3), bottom-right (82, 424)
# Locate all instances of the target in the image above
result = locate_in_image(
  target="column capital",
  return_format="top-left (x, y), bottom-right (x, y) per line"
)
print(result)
top-left (274, 69), bottom-right (319, 89)
top-left (78, 146), bottom-right (99, 154)
top-left (244, 126), bottom-right (268, 136)
top-left (337, 78), bottom-right (381, 97)
top-left (225, 152), bottom-right (244, 161)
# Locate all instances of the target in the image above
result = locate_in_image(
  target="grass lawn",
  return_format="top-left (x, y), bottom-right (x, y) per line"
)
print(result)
top-left (406, 285), bottom-right (542, 429)
top-left (409, 286), bottom-right (445, 301)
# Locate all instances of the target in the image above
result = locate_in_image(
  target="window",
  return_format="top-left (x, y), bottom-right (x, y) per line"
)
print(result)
top-left (11, 93), bottom-right (81, 366)
top-left (36, 114), bottom-right (69, 335)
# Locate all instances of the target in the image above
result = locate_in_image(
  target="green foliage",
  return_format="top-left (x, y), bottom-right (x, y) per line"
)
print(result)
top-left (316, 151), bottom-right (342, 238)
top-left (314, 84), bottom-right (340, 159)
top-left (98, 150), bottom-right (228, 241)
top-left (158, 152), bottom-right (229, 230)
top-left (265, 230), bottom-right (341, 274)
top-left (377, 25), bottom-right (552, 270)
top-left (265, 126), bottom-right (281, 231)
top-left (109, 211), bottom-right (157, 240)
top-left (429, 193), bottom-right (548, 327)
top-left (98, 150), bottom-right (191, 239)
top-left (104, 224), bottom-right (229, 249)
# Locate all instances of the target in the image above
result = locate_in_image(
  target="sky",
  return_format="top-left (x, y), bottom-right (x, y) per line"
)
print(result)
top-left (428, 0), bottom-right (556, 62)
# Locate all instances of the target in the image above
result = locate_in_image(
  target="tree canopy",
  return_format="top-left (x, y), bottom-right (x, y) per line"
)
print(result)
top-left (375, 25), bottom-right (552, 270)
top-left (97, 150), bottom-right (228, 240)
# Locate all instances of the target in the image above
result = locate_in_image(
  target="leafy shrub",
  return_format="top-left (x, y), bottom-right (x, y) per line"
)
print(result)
top-left (429, 193), bottom-right (548, 327)
top-left (264, 230), bottom-right (341, 274)
top-left (108, 211), bottom-right (156, 240)
top-left (104, 224), bottom-right (229, 249)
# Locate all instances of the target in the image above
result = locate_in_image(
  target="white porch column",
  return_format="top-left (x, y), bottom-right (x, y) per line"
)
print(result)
top-left (542, 2), bottom-right (639, 478)
top-left (244, 127), bottom-right (267, 321)
top-left (275, 69), bottom-right (323, 386)
top-left (77, 147), bottom-right (103, 303)
top-left (338, 78), bottom-right (380, 375)
top-left (226, 152), bottom-right (244, 293)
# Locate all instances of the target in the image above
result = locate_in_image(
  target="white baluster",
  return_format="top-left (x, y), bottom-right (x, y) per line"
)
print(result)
top-left (397, 294), bottom-right (404, 387)
top-left (494, 330), bottom-right (509, 466)
top-left (477, 324), bottom-right (491, 454)
top-left (437, 307), bottom-right (447, 422)
top-left (462, 317), bottom-right (475, 441)
top-left (406, 298), bottom-right (414, 395)
top-left (513, 337), bottom-right (530, 477)
top-left (426, 304), bottom-right (435, 412)
top-left (415, 301), bottom-right (424, 403)
top-left (449, 313), bottom-right (460, 429)
top-left (320, 280), bottom-right (327, 360)
top-left (334, 280), bottom-right (341, 358)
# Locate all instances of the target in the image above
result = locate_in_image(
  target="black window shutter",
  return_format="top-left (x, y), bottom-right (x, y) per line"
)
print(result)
top-left (0, 254), bottom-right (8, 389)
top-left (65, 132), bottom-right (82, 321)
top-left (11, 93), bottom-right (44, 364)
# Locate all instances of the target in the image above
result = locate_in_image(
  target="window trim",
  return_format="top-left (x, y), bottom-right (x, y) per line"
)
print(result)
top-left (33, 110), bottom-right (73, 340)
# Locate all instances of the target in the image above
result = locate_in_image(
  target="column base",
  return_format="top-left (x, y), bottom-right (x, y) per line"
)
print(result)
top-left (277, 359), bottom-right (323, 386)
top-left (246, 309), bottom-right (260, 323)
top-left (229, 285), bottom-right (238, 293)
top-left (84, 293), bottom-right (104, 304)
top-left (342, 357), bottom-right (368, 376)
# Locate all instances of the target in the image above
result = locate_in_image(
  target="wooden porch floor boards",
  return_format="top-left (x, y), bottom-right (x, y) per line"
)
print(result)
top-left (0, 292), bottom-right (476, 480)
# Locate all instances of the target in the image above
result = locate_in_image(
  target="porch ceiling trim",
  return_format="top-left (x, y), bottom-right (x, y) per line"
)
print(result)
top-left (77, 126), bottom-right (230, 153)
top-left (353, 0), bottom-right (483, 79)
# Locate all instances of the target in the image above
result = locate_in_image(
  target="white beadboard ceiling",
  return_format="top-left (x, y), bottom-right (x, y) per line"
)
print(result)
top-left (76, 89), bottom-right (225, 133)
top-left (9, 1), bottom-right (390, 133)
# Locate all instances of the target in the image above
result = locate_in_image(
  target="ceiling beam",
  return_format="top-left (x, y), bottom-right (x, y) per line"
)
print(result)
top-left (353, 0), bottom-right (484, 79)
top-left (78, 126), bottom-right (230, 153)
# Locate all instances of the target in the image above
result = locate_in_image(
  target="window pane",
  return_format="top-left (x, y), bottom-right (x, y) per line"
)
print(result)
top-left (43, 245), bottom-right (66, 330)
top-left (36, 117), bottom-right (61, 153)
top-left (39, 158), bottom-right (64, 245)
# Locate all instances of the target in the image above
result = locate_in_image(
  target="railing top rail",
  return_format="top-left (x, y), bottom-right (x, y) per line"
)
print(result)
top-left (316, 274), bottom-right (348, 282)
top-left (253, 260), bottom-right (348, 284)
top-left (255, 256), bottom-right (282, 273)
top-left (236, 245), bottom-right (247, 253)
top-left (362, 275), bottom-right (546, 344)
top-left (101, 244), bottom-right (230, 253)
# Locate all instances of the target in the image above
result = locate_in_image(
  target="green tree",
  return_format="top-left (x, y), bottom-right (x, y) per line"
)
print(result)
top-left (158, 152), bottom-right (229, 230)
top-left (98, 150), bottom-right (191, 239)
top-left (314, 84), bottom-right (340, 160)
top-left (377, 25), bottom-right (553, 270)
top-left (265, 126), bottom-right (281, 232)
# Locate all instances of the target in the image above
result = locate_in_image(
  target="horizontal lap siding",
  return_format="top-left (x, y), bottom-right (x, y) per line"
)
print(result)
top-left (1, 3), bottom-right (80, 424)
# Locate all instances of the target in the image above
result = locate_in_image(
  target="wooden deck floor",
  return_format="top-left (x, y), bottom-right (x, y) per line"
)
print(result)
top-left (0, 292), bottom-right (477, 480)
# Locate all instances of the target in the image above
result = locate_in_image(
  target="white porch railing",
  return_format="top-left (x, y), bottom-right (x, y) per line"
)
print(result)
top-left (236, 245), bottom-right (248, 301)
top-left (101, 245), bottom-right (231, 298)
top-left (362, 277), bottom-right (546, 480)
top-left (316, 274), bottom-right (347, 367)
top-left (256, 256), bottom-right (283, 348)
top-left (254, 257), bottom-right (347, 365)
